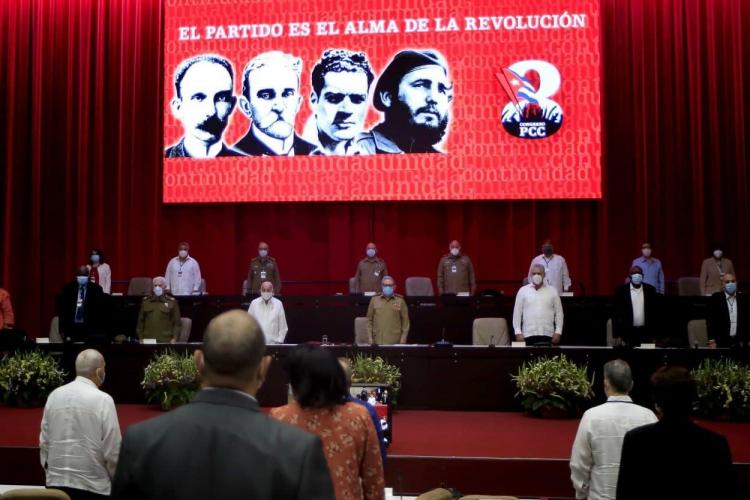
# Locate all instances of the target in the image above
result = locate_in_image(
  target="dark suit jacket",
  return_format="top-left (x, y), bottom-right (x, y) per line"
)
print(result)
top-left (111, 388), bottom-right (334, 500)
top-left (612, 283), bottom-right (660, 345)
top-left (55, 281), bottom-right (105, 341)
top-left (233, 129), bottom-right (315, 156)
top-left (164, 138), bottom-right (243, 158)
top-left (707, 291), bottom-right (746, 347)
top-left (616, 418), bottom-right (734, 499)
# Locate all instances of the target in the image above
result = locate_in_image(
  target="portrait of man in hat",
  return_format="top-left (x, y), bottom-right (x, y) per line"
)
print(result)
top-left (355, 49), bottom-right (453, 154)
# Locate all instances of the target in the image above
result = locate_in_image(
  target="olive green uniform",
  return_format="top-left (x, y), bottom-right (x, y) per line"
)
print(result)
top-left (437, 254), bottom-right (476, 295)
top-left (355, 257), bottom-right (388, 293)
top-left (247, 256), bottom-right (281, 295)
top-left (366, 293), bottom-right (410, 344)
top-left (136, 295), bottom-right (181, 342)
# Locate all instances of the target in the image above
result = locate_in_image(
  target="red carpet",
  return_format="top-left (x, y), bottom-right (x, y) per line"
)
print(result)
top-left (2, 405), bottom-right (750, 462)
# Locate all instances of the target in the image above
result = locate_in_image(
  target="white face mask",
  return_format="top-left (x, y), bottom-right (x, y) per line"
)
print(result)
top-left (178, 250), bottom-right (188, 259)
top-left (259, 249), bottom-right (268, 258)
top-left (366, 248), bottom-right (376, 258)
top-left (261, 291), bottom-right (273, 301)
top-left (531, 274), bottom-right (544, 286)
top-left (450, 248), bottom-right (460, 256)
top-left (642, 248), bottom-right (652, 258)
top-left (153, 286), bottom-right (163, 297)
top-left (713, 250), bottom-right (723, 259)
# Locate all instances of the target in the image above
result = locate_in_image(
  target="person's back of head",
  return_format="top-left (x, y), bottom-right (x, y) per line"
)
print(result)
top-left (75, 349), bottom-right (105, 387)
top-left (198, 310), bottom-right (266, 392)
top-left (287, 344), bottom-right (347, 409)
top-left (603, 359), bottom-right (633, 396)
top-left (651, 365), bottom-right (696, 420)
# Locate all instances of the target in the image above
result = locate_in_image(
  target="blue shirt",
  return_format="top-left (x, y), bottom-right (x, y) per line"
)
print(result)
top-left (348, 396), bottom-right (387, 465)
top-left (631, 256), bottom-right (665, 294)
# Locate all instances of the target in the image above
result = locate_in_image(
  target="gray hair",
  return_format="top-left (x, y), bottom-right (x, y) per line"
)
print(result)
top-left (604, 359), bottom-right (633, 394)
top-left (152, 276), bottom-right (166, 286)
top-left (242, 51), bottom-right (302, 99)
top-left (381, 275), bottom-right (395, 285)
top-left (75, 349), bottom-right (104, 377)
top-left (530, 264), bottom-right (545, 275)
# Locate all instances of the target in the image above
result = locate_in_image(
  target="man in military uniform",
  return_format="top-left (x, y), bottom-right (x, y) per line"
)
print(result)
top-left (366, 276), bottom-right (409, 345)
top-left (437, 240), bottom-right (476, 295)
top-left (247, 242), bottom-right (281, 295)
top-left (354, 242), bottom-right (389, 294)
top-left (136, 277), bottom-right (181, 343)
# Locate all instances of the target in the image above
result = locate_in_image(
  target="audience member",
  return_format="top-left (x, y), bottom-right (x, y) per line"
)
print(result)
top-left (437, 240), bottom-right (476, 295)
top-left (247, 241), bottom-right (281, 295)
top-left (630, 242), bottom-right (664, 294)
top-left (707, 273), bottom-right (746, 348)
top-left (513, 264), bottom-right (564, 345)
top-left (56, 266), bottom-right (106, 342)
top-left (366, 276), bottom-right (410, 344)
top-left (355, 242), bottom-right (388, 294)
top-left (247, 281), bottom-right (288, 344)
top-left (612, 265), bottom-right (662, 347)
top-left (40, 349), bottom-right (120, 500)
top-left (165, 241), bottom-right (202, 295)
top-left (0, 287), bottom-right (15, 329)
top-left (111, 310), bottom-right (334, 499)
top-left (570, 360), bottom-right (657, 499)
top-left (135, 276), bottom-right (181, 343)
top-left (86, 248), bottom-right (112, 294)
top-left (616, 366), bottom-right (734, 499)
top-left (700, 242), bottom-right (735, 296)
top-left (271, 345), bottom-right (385, 500)
top-left (528, 240), bottom-right (571, 294)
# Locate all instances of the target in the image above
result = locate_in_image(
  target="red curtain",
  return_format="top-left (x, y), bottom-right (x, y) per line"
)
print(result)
top-left (1, 0), bottom-right (749, 336)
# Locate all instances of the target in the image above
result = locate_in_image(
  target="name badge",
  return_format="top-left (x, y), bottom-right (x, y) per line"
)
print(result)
top-left (374, 271), bottom-right (379, 277)
top-left (451, 265), bottom-right (457, 273)
top-left (177, 272), bottom-right (183, 276)
top-left (260, 271), bottom-right (267, 279)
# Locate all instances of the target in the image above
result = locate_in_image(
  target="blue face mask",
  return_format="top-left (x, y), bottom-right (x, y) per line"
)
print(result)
top-left (725, 282), bottom-right (737, 295)
top-left (77, 276), bottom-right (89, 286)
top-left (90, 254), bottom-right (100, 264)
top-left (259, 249), bottom-right (268, 258)
top-left (630, 273), bottom-right (643, 285)
top-left (366, 249), bottom-right (376, 258)
top-left (382, 285), bottom-right (394, 297)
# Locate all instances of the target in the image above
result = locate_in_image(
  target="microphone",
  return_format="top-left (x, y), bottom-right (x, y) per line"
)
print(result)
top-left (432, 327), bottom-right (453, 348)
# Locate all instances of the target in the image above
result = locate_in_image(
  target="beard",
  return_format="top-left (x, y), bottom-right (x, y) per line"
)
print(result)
top-left (383, 99), bottom-right (449, 152)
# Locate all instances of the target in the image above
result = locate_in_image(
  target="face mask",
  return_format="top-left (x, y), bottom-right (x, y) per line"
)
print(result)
top-left (631, 273), bottom-right (643, 285)
top-left (531, 274), bottom-right (543, 286)
top-left (178, 250), bottom-right (188, 259)
top-left (259, 249), bottom-right (268, 258)
top-left (90, 254), bottom-right (100, 264)
top-left (713, 250), bottom-right (723, 259)
top-left (642, 249), bottom-right (651, 258)
top-left (382, 285), bottom-right (394, 297)
top-left (261, 291), bottom-right (273, 301)
top-left (98, 369), bottom-right (106, 386)
top-left (542, 246), bottom-right (553, 256)
top-left (450, 248), bottom-right (460, 256)
top-left (366, 249), bottom-right (376, 258)
top-left (725, 282), bottom-right (737, 295)
top-left (77, 276), bottom-right (89, 285)
top-left (153, 286), bottom-right (163, 297)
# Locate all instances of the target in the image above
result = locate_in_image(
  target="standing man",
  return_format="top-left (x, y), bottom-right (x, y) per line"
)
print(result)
top-left (366, 276), bottom-right (410, 345)
top-left (247, 242), bottom-right (281, 295)
top-left (0, 287), bottom-right (14, 329)
top-left (165, 54), bottom-right (241, 158)
top-left (40, 349), bottom-right (120, 500)
top-left (437, 240), bottom-right (476, 295)
top-left (513, 265), bottom-right (564, 345)
top-left (111, 311), bottom-right (334, 499)
top-left (165, 242), bottom-right (202, 296)
top-left (631, 242), bottom-right (664, 294)
top-left (612, 266), bottom-right (662, 347)
top-left (56, 266), bottom-right (106, 343)
top-left (136, 277), bottom-right (181, 343)
top-left (233, 51), bottom-right (314, 156)
top-left (247, 281), bottom-right (288, 344)
top-left (570, 360), bottom-right (657, 500)
top-left (700, 242), bottom-right (736, 296)
top-left (707, 273), bottom-right (746, 348)
top-left (357, 49), bottom-right (453, 154)
top-left (307, 49), bottom-right (375, 155)
top-left (354, 242), bottom-right (388, 294)
top-left (528, 240), bottom-right (571, 295)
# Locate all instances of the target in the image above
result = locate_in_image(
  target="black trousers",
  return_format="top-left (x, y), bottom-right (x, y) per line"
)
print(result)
top-left (52, 486), bottom-right (109, 500)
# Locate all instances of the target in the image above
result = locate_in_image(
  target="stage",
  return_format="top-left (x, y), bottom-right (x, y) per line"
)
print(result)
top-left (2, 405), bottom-right (749, 498)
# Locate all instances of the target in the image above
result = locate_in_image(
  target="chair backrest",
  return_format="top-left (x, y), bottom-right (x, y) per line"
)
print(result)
top-left (472, 318), bottom-right (510, 346)
top-left (606, 317), bottom-right (614, 346)
top-left (127, 277), bottom-right (153, 296)
top-left (2, 488), bottom-right (71, 499)
top-left (415, 488), bottom-right (453, 500)
top-left (49, 316), bottom-right (63, 343)
top-left (199, 278), bottom-right (207, 294)
top-left (677, 276), bottom-right (701, 296)
top-left (178, 317), bottom-right (192, 343)
top-left (405, 276), bottom-right (434, 296)
top-left (349, 277), bottom-right (358, 294)
top-left (687, 319), bottom-right (708, 347)
top-left (354, 317), bottom-right (369, 345)
top-left (242, 279), bottom-right (249, 296)
top-left (521, 277), bottom-right (529, 286)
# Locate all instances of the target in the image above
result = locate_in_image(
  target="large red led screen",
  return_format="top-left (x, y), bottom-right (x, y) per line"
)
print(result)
top-left (163, 0), bottom-right (601, 202)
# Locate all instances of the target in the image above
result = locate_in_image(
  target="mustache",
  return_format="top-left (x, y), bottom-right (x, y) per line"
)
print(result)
top-left (332, 111), bottom-right (357, 125)
top-left (196, 114), bottom-right (226, 135)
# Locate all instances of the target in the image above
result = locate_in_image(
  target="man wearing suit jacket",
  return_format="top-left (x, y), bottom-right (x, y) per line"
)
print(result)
top-left (707, 273), bottom-right (746, 348)
top-left (111, 310), bottom-right (334, 500)
top-left (612, 265), bottom-right (661, 346)
top-left (56, 266), bottom-right (106, 343)
top-left (616, 366), bottom-right (734, 499)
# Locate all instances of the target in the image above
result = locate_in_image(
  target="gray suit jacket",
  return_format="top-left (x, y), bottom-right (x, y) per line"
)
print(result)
top-left (111, 388), bottom-right (334, 500)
